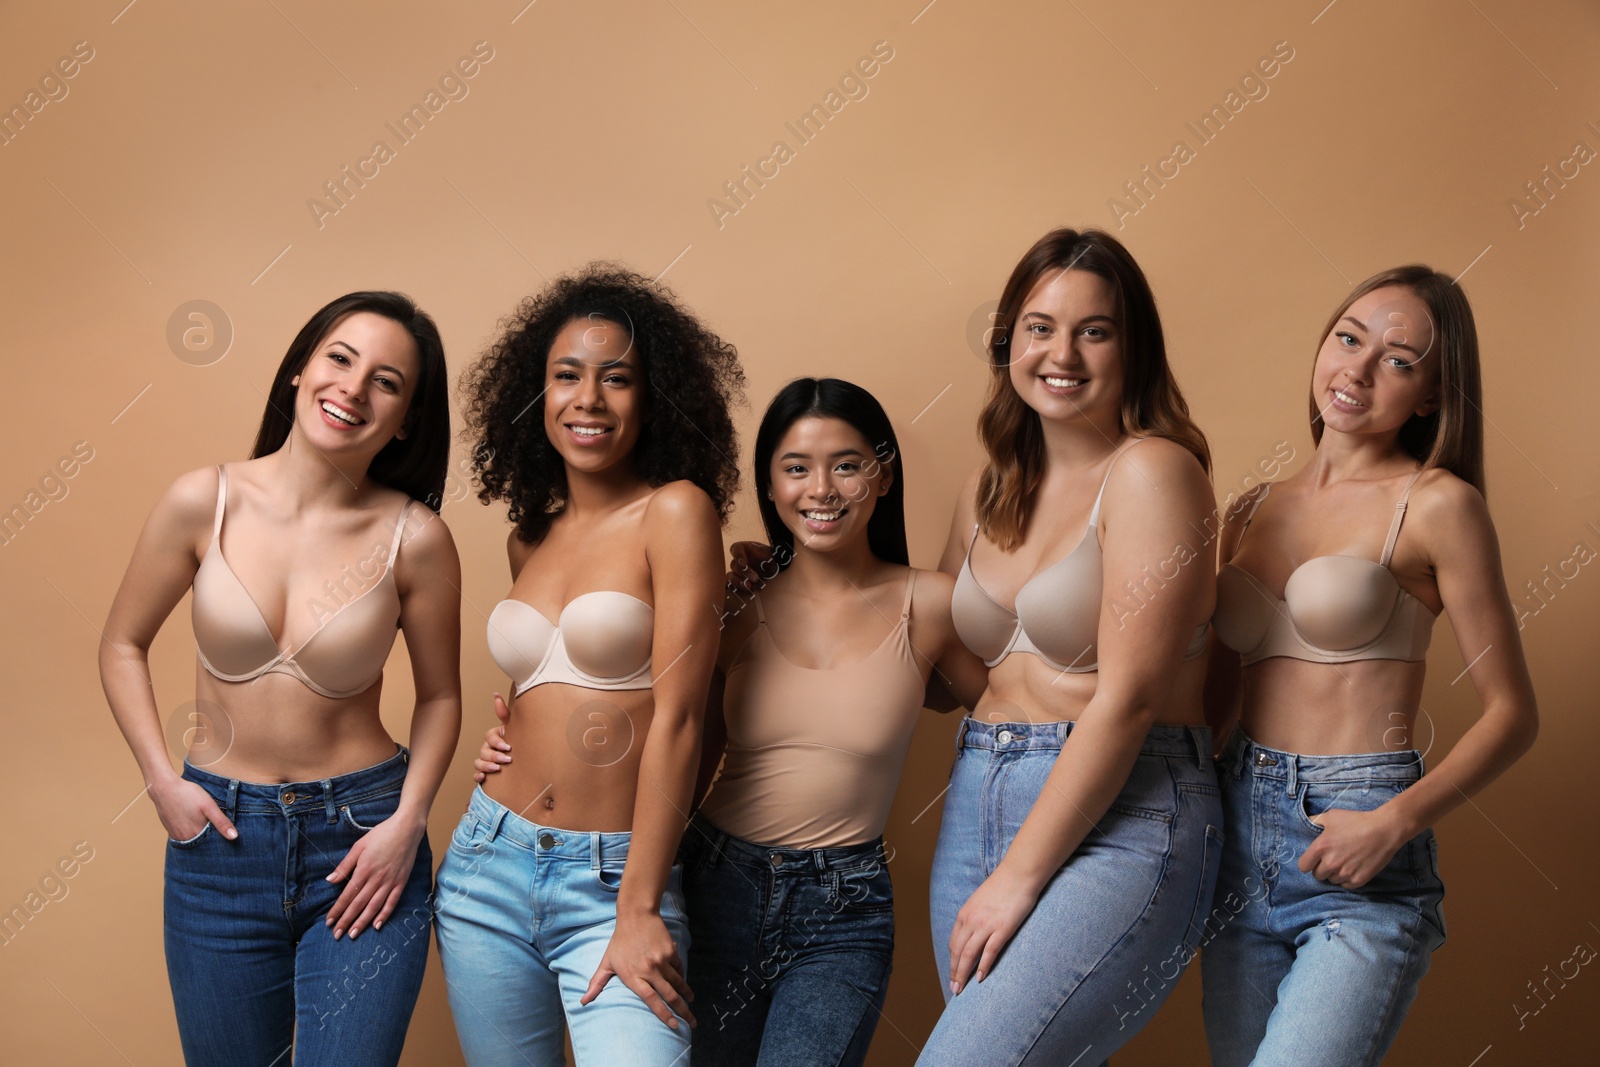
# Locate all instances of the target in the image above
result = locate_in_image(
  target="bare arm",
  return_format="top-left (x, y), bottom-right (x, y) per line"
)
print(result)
top-left (99, 468), bottom-right (237, 840)
top-left (1202, 489), bottom-right (1257, 748)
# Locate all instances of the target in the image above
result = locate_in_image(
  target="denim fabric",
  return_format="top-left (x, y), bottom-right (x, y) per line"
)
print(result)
top-left (920, 719), bottom-right (1223, 1066)
top-left (1201, 731), bottom-right (1446, 1067)
top-left (163, 745), bottom-right (433, 1067)
top-left (679, 813), bottom-right (895, 1067)
top-left (433, 785), bottom-right (692, 1067)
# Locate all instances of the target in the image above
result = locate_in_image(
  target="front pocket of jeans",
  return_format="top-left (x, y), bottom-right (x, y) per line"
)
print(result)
top-left (595, 863), bottom-right (626, 892)
top-left (450, 812), bottom-right (487, 853)
top-left (828, 861), bottom-right (894, 913)
top-left (167, 823), bottom-right (213, 849)
top-left (341, 805), bottom-right (380, 832)
top-left (1295, 781), bottom-right (1403, 833)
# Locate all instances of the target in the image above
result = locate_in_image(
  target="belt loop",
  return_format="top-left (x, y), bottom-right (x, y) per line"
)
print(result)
top-left (483, 804), bottom-right (508, 843)
top-left (955, 716), bottom-right (970, 754)
top-left (1187, 726), bottom-right (1207, 770)
top-left (705, 824), bottom-right (726, 870)
top-left (591, 832), bottom-right (602, 871)
top-left (1285, 754), bottom-right (1299, 796)
top-left (226, 778), bottom-right (240, 821)
top-left (320, 777), bottom-right (337, 823)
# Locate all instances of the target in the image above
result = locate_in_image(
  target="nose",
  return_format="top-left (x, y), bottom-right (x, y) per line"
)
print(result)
top-left (807, 469), bottom-right (840, 503)
top-left (573, 374), bottom-right (604, 410)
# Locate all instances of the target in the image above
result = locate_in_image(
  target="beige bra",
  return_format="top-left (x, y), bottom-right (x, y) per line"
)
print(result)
top-left (192, 465), bottom-right (411, 699)
top-left (487, 591), bottom-right (655, 695)
top-left (1213, 469), bottom-right (1437, 666)
top-left (953, 438), bottom-right (1209, 672)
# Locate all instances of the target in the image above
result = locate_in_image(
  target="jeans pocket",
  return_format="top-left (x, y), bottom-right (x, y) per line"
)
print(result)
top-left (1294, 781), bottom-right (1404, 834)
top-left (1180, 823), bottom-right (1225, 956)
top-left (595, 860), bottom-right (626, 892)
top-left (167, 823), bottom-right (213, 849)
top-left (450, 812), bottom-right (488, 853)
top-left (828, 860), bottom-right (894, 914)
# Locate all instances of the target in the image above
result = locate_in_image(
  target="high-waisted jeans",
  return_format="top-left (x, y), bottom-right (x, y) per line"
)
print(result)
top-left (1201, 731), bottom-right (1446, 1067)
top-left (920, 719), bottom-right (1224, 1067)
top-left (679, 813), bottom-right (896, 1067)
top-left (164, 745), bottom-right (433, 1067)
top-left (433, 785), bottom-right (692, 1067)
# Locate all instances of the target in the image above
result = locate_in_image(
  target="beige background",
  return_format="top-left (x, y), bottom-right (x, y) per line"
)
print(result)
top-left (3, 0), bottom-right (1597, 1063)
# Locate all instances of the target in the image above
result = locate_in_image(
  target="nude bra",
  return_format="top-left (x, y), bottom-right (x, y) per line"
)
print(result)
top-left (192, 465), bottom-right (411, 699)
top-left (953, 438), bottom-right (1210, 673)
top-left (1212, 469), bottom-right (1436, 666)
top-left (698, 573), bottom-right (926, 849)
top-left (487, 588), bottom-right (654, 696)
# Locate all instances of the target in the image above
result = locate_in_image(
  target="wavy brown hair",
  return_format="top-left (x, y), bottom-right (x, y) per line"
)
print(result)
top-left (976, 228), bottom-right (1209, 549)
top-left (1309, 265), bottom-right (1485, 496)
top-left (462, 263), bottom-right (745, 544)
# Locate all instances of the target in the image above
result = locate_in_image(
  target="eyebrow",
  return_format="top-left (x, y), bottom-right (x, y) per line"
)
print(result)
top-left (1020, 311), bottom-right (1116, 327)
top-left (329, 340), bottom-right (409, 384)
top-left (553, 354), bottom-right (636, 370)
top-left (1341, 316), bottom-right (1423, 356)
top-left (777, 448), bottom-right (867, 461)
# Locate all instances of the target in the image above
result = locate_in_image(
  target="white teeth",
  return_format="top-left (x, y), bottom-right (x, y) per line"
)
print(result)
top-left (1044, 376), bottom-right (1085, 388)
top-left (321, 401), bottom-right (361, 425)
top-left (570, 426), bottom-right (608, 437)
top-left (803, 509), bottom-right (843, 521)
top-left (1334, 390), bottom-right (1364, 407)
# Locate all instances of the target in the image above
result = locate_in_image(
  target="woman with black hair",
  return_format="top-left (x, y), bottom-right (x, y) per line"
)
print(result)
top-left (477, 378), bottom-right (987, 1066)
top-left (437, 265), bottom-right (741, 1066)
top-left (100, 292), bottom-right (462, 1066)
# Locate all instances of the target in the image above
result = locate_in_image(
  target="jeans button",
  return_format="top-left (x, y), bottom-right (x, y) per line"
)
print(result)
top-left (1254, 752), bottom-right (1277, 767)
top-left (997, 730), bottom-right (1014, 744)
top-left (281, 791), bottom-right (297, 805)
top-left (770, 854), bottom-right (783, 868)
top-left (538, 832), bottom-right (555, 849)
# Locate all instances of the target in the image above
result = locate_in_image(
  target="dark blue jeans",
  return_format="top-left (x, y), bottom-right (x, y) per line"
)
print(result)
top-left (680, 814), bottom-right (895, 1067)
top-left (163, 746), bottom-right (434, 1067)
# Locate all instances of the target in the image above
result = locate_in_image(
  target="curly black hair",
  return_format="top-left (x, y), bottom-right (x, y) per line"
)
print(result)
top-left (462, 263), bottom-right (745, 544)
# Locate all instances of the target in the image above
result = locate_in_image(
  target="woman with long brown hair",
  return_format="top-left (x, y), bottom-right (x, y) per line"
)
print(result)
top-left (1202, 267), bottom-right (1537, 1065)
top-left (918, 228), bottom-right (1222, 1064)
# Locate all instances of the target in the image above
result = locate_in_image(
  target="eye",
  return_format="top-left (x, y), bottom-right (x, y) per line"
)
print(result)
top-left (327, 351), bottom-right (350, 365)
top-left (835, 462), bottom-right (860, 474)
top-left (783, 464), bottom-right (807, 476)
top-left (373, 375), bottom-right (398, 392)
top-left (1027, 322), bottom-right (1051, 336)
top-left (1385, 355), bottom-right (1415, 372)
top-left (603, 372), bottom-right (631, 386)
top-left (1336, 332), bottom-right (1359, 348)
top-left (1082, 326), bottom-right (1108, 339)
top-left (554, 370), bottom-right (580, 382)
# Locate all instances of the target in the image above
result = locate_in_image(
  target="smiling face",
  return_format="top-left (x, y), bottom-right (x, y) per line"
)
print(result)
top-left (767, 415), bottom-right (891, 552)
top-left (1314, 286), bottom-right (1441, 438)
top-left (1005, 268), bottom-right (1125, 424)
top-left (542, 315), bottom-right (645, 476)
top-left (291, 311), bottom-right (419, 457)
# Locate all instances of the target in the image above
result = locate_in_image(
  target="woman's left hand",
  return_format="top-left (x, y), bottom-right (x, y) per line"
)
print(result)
top-left (1298, 806), bottom-right (1408, 889)
top-left (948, 867), bottom-right (1041, 994)
top-left (325, 815), bottom-right (426, 939)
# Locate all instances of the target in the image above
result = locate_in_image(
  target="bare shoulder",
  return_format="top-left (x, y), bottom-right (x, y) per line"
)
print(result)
top-left (643, 479), bottom-right (720, 533)
top-left (1116, 436), bottom-right (1208, 489)
top-left (398, 504), bottom-right (458, 563)
top-left (911, 566), bottom-right (956, 619)
top-left (953, 464), bottom-right (984, 524)
top-left (1408, 466), bottom-right (1492, 542)
top-left (153, 465), bottom-right (226, 539)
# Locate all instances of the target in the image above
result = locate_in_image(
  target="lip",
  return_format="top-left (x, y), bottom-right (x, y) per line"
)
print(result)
top-left (1037, 373), bottom-right (1088, 397)
top-left (1327, 387), bottom-right (1367, 414)
top-left (799, 506), bottom-right (847, 534)
top-left (317, 398), bottom-right (367, 428)
top-left (563, 422), bottom-right (614, 446)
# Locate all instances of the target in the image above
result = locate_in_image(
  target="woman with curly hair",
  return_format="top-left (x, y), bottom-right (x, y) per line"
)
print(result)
top-left (435, 264), bottom-right (743, 1066)
top-left (100, 291), bottom-right (461, 1066)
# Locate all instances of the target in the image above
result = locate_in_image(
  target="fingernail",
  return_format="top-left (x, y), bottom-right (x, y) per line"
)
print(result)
top-left (374, 920), bottom-right (382, 930)
top-left (976, 970), bottom-right (986, 982)
top-left (225, 829), bottom-right (238, 840)
top-left (950, 981), bottom-right (959, 995)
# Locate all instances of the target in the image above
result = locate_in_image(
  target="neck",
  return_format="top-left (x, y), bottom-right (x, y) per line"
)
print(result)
top-left (263, 432), bottom-right (375, 509)
top-left (1306, 427), bottom-right (1413, 486)
top-left (562, 460), bottom-right (647, 517)
top-left (779, 529), bottom-right (883, 595)
top-left (1037, 405), bottom-right (1124, 475)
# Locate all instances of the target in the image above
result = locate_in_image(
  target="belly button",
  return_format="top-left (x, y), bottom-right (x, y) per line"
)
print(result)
top-left (544, 795), bottom-right (556, 810)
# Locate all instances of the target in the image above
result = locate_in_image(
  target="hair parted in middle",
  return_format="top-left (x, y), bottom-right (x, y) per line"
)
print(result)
top-left (976, 227), bottom-right (1210, 550)
top-left (462, 263), bottom-right (746, 544)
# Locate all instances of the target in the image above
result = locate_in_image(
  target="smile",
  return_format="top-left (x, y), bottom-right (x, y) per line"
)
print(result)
top-left (320, 400), bottom-right (365, 425)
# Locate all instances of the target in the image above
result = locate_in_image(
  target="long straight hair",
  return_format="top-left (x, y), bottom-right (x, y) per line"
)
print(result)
top-left (1310, 266), bottom-right (1485, 496)
top-left (250, 291), bottom-right (450, 510)
top-left (752, 378), bottom-right (908, 568)
top-left (976, 227), bottom-right (1210, 549)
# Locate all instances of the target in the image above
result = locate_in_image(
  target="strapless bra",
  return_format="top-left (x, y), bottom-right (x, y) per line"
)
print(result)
top-left (953, 438), bottom-right (1210, 673)
top-left (192, 465), bottom-right (412, 699)
top-left (1213, 469), bottom-right (1437, 665)
top-left (488, 591), bottom-right (654, 695)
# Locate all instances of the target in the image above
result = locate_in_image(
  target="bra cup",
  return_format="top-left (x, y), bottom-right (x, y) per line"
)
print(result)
top-left (192, 550), bottom-right (286, 677)
top-left (558, 593), bottom-right (655, 681)
top-left (951, 562), bottom-right (1015, 663)
top-left (1213, 566), bottom-right (1275, 655)
top-left (487, 599), bottom-right (556, 682)
top-left (294, 582), bottom-right (402, 695)
top-left (1014, 543), bottom-right (1102, 668)
top-left (1284, 556), bottom-right (1399, 652)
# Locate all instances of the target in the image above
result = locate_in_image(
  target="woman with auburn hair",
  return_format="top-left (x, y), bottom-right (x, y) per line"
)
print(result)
top-left (435, 265), bottom-right (740, 1066)
top-left (100, 291), bottom-right (462, 1066)
top-left (1202, 266), bottom-right (1537, 1066)
top-left (918, 228), bottom-right (1222, 1065)
top-left (479, 377), bottom-right (988, 1066)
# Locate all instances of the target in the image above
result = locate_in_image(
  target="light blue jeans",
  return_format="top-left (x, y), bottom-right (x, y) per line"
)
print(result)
top-left (1200, 732), bottom-right (1446, 1067)
top-left (433, 786), bottom-right (692, 1067)
top-left (920, 719), bottom-right (1224, 1066)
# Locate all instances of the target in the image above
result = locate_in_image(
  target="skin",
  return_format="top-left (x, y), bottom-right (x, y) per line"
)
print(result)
top-left (933, 267), bottom-right (1216, 994)
top-left (1205, 285), bottom-right (1538, 889)
top-left (481, 316), bottom-right (723, 1030)
top-left (100, 310), bottom-right (463, 940)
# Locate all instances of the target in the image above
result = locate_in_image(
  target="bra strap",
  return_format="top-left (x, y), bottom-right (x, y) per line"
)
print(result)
top-left (1234, 483), bottom-right (1273, 549)
top-left (1379, 469), bottom-right (1425, 567)
top-left (752, 590), bottom-right (767, 625)
top-left (211, 465), bottom-right (228, 543)
top-left (899, 570), bottom-right (916, 621)
top-left (387, 500), bottom-right (414, 565)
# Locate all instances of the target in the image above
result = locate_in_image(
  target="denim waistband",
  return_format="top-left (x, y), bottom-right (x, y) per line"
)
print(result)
top-left (1223, 731), bottom-right (1425, 786)
top-left (689, 813), bottom-right (887, 873)
top-left (466, 785), bottom-right (632, 867)
top-left (182, 744), bottom-right (410, 818)
top-left (955, 717), bottom-right (1211, 768)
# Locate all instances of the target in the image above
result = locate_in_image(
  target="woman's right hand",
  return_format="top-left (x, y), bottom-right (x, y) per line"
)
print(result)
top-left (727, 541), bottom-right (776, 594)
top-left (471, 692), bottom-right (514, 783)
top-left (150, 776), bottom-right (237, 842)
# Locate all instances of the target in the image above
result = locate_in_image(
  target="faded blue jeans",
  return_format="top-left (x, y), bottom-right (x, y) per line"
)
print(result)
top-left (920, 719), bottom-right (1224, 1066)
top-left (433, 785), bottom-right (692, 1066)
top-left (163, 745), bottom-right (433, 1067)
top-left (679, 813), bottom-right (895, 1067)
top-left (1201, 731), bottom-right (1446, 1067)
